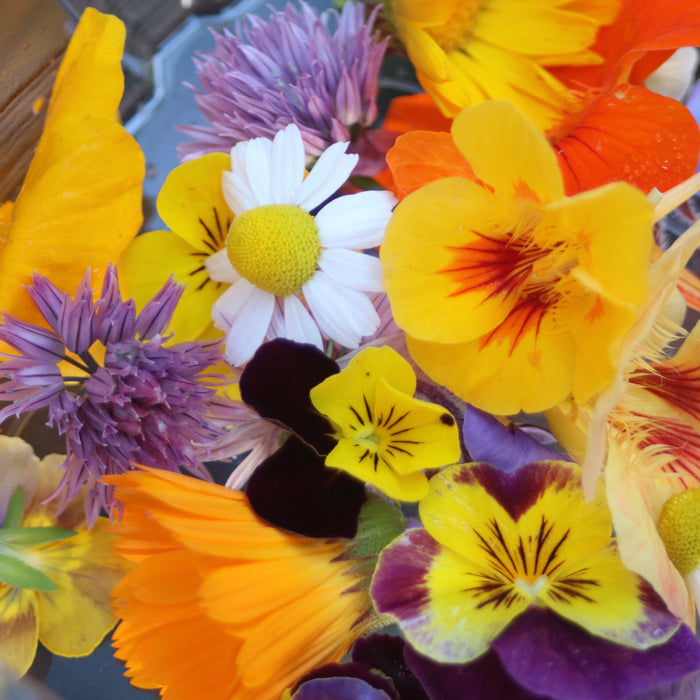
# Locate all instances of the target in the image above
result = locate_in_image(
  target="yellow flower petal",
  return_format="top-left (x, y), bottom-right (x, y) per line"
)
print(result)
top-left (156, 152), bottom-right (233, 252)
top-left (121, 229), bottom-right (224, 341)
top-left (0, 586), bottom-right (38, 678)
top-left (451, 100), bottom-right (564, 202)
top-left (0, 114), bottom-right (144, 327)
top-left (45, 8), bottom-right (125, 130)
top-left (34, 519), bottom-right (131, 656)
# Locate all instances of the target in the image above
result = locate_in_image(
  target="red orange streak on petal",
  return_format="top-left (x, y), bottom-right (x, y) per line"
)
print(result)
top-left (441, 230), bottom-right (544, 301)
top-left (586, 296), bottom-right (605, 323)
top-left (631, 365), bottom-right (700, 425)
top-left (480, 297), bottom-right (549, 358)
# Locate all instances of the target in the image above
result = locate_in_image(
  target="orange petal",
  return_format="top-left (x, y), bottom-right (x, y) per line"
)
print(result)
top-left (382, 92), bottom-right (453, 133)
top-left (553, 84), bottom-right (700, 195)
top-left (386, 131), bottom-right (476, 198)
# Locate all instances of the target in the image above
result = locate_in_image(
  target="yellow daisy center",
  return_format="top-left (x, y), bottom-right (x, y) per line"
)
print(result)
top-left (226, 204), bottom-right (321, 297)
top-left (657, 488), bottom-right (700, 576)
top-left (425, 0), bottom-right (482, 51)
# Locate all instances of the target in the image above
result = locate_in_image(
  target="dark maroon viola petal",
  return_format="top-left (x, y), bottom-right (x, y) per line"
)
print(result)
top-left (448, 461), bottom-right (576, 522)
top-left (291, 662), bottom-right (398, 700)
top-left (492, 608), bottom-right (700, 700)
top-left (245, 434), bottom-right (365, 538)
top-left (404, 644), bottom-right (548, 700)
top-left (462, 404), bottom-right (571, 472)
top-left (352, 635), bottom-right (429, 700)
top-left (239, 339), bottom-right (339, 453)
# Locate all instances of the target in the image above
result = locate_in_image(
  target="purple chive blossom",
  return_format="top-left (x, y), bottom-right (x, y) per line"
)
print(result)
top-left (0, 266), bottom-right (226, 527)
top-left (179, 2), bottom-right (387, 167)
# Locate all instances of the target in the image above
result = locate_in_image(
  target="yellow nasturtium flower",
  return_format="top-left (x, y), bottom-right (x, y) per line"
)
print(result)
top-left (0, 436), bottom-right (132, 678)
top-left (310, 346), bottom-right (461, 501)
top-left (0, 8), bottom-right (144, 329)
top-left (381, 100), bottom-right (654, 415)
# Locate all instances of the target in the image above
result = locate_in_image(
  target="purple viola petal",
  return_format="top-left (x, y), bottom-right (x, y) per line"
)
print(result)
top-left (462, 404), bottom-right (570, 472)
top-left (352, 635), bottom-right (429, 700)
top-left (292, 662), bottom-right (398, 700)
top-left (245, 433), bottom-right (365, 538)
top-left (240, 338), bottom-right (339, 453)
top-left (404, 644), bottom-right (548, 700)
top-left (492, 608), bottom-right (700, 700)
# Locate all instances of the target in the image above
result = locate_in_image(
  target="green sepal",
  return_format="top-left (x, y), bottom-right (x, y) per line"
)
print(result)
top-left (0, 527), bottom-right (77, 547)
top-left (2, 487), bottom-right (24, 529)
top-left (0, 553), bottom-right (56, 591)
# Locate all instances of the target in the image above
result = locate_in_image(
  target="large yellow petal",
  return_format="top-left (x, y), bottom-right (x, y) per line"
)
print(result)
top-left (34, 519), bottom-right (131, 656)
top-left (0, 586), bottom-right (38, 678)
top-left (121, 229), bottom-right (224, 342)
top-left (0, 114), bottom-right (144, 327)
top-left (157, 152), bottom-right (233, 253)
top-left (451, 100), bottom-right (564, 202)
top-left (45, 8), bottom-right (125, 130)
top-left (407, 303), bottom-right (575, 414)
top-left (382, 178), bottom-right (525, 343)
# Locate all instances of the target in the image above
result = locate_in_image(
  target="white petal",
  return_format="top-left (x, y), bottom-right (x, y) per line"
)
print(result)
top-left (212, 278), bottom-right (258, 330)
top-left (205, 249), bottom-right (240, 284)
top-left (270, 125), bottom-right (305, 203)
top-left (282, 295), bottom-right (323, 348)
top-left (318, 248), bottom-right (384, 292)
top-left (267, 297), bottom-right (286, 339)
top-left (224, 287), bottom-right (276, 366)
top-left (222, 170), bottom-right (258, 216)
top-left (294, 142), bottom-right (358, 211)
top-left (303, 271), bottom-right (379, 348)
top-left (315, 190), bottom-right (396, 248)
top-left (242, 136), bottom-right (273, 206)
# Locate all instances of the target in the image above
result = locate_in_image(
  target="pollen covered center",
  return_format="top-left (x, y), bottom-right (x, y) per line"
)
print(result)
top-left (658, 487), bottom-right (700, 576)
top-left (226, 204), bottom-right (321, 297)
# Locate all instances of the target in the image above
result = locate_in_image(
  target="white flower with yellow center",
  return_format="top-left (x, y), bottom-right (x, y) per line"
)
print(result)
top-left (205, 124), bottom-right (396, 366)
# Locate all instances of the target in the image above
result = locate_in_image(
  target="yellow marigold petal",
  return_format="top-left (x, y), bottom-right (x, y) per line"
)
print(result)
top-left (451, 100), bottom-right (564, 202)
top-left (45, 8), bottom-right (125, 129)
top-left (0, 586), bottom-right (38, 678)
top-left (391, 0), bottom-right (458, 26)
top-left (33, 518), bottom-right (131, 656)
top-left (407, 307), bottom-right (575, 415)
top-left (0, 114), bottom-right (144, 326)
top-left (381, 178), bottom-right (522, 343)
top-left (157, 152), bottom-right (233, 252)
top-left (121, 229), bottom-right (223, 341)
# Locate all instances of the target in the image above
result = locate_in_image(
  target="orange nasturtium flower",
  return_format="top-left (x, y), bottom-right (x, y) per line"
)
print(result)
top-left (106, 468), bottom-right (402, 700)
top-left (0, 437), bottom-right (132, 677)
top-left (0, 8), bottom-right (144, 329)
top-left (381, 99), bottom-right (653, 415)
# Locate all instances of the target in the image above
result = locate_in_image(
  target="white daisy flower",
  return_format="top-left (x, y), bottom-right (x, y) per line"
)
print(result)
top-left (206, 123), bottom-right (396, 366)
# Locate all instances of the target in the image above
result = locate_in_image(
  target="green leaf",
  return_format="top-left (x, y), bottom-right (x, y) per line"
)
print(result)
top-left (2, 487), bottom-right (24, 529)
top-left (0, 527), bottom-right (77, 547)
top-left (0, 553), bottom-right (55, 591)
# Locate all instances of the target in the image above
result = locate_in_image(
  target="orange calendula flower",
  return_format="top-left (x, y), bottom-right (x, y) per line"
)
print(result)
top-left (385, 0), bottom-right (619, 130)
top-left (0, 8), bottom-right (144, 329)
top-left (107, 468), bottom-right (402, 700)
top-left (381, 99), bottom-right (653, 414)
top-left (0, 436), bottom-right (132, 678)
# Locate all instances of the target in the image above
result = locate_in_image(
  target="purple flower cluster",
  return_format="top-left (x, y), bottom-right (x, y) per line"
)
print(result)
top-left (0, 267), bottom-right (223, 525)
top-left (179, 2), bottom-right (387, 162)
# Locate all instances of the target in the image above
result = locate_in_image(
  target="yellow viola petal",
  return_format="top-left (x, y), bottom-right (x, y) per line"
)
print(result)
top-left (310, 345), bottom-right (416, 422)
top-left (34, 519), bottom-right (132, 656)
top-left (545, 541), bottom-right (680, 648)
top-left (45, 8), bottom-right (125, 129)
top-left (0, 586), bottom-right (38, 678)
top-left (381, 178), bottom-right (524, 343)
top-left (407, 305), bottom-right (575, 414)
top-left (157, 152), bottom-right (233, 253)
top-left (451, 100), bottom-right (564, 202)
top-left (121, 229), bottom-right (224, 342)
top-left (0, 114), bottom-right (144, 327)
top-left (325, 438), bottom-right (430, 502)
